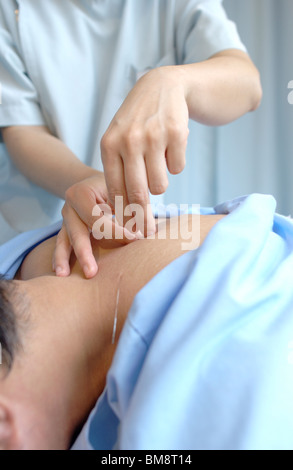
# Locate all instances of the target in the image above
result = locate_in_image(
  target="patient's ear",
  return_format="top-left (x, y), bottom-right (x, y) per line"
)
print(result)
top-left (0, 404), bottom-right (13, 450)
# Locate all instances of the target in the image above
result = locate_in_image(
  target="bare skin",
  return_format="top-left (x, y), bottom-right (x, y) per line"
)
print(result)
top-left (2, 49), bottom-right (262, 279)
top-left (0, 214), bottom-right (224, 450)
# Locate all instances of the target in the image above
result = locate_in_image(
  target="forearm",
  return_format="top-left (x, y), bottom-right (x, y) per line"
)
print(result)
top-left (1, 125), bottom-right (101, 199)
top-left (168, 49), bottom-right (262, 126)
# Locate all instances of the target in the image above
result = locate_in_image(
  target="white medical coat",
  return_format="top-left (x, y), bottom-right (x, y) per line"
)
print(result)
top-left (0, 0), bottom-right (246, 242)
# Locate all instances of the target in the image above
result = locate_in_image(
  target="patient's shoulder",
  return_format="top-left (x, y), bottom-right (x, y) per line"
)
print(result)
top-left (17, 236), bottom-right (58, 280)
top-left (17, 234), bottom-right (102, 281)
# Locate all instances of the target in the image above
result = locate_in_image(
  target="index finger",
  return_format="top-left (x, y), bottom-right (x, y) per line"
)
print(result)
top-left (63, 205), bottom-right (98, 279)
top-left (101, 144), bottom-right (130, 226)
top-left (53, 224), bottom-right (72, 277)
top-left (123, 154), bottom-right (156, 237)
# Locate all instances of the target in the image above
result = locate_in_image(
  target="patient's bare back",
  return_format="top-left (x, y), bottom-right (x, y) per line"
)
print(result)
top-left (18, 214), bottom-right (225, 286)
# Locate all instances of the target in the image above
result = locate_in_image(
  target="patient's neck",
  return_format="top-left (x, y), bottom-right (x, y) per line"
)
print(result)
top-left (8, 214), bottom-right (225, 448)
top-left (7, 272), bottom-right (118, 449)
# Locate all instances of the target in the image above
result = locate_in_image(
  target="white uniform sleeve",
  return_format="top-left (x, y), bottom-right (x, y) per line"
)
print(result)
top-left (175, 0), bottom-right (247, 64)
top-left (0, 5), bottom-right (46, 127)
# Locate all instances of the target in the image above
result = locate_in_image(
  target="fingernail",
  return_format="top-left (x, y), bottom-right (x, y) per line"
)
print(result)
top-left (135, 230), bottom-right (144, 240)
top-left (84, 265), bottom-right (92, 276)
top-left (56, 266), bottom-right (65, 276)
top-left (84, 264), bottom-right (97, 278)
top-left (124, 229), bottom-right (137, 240)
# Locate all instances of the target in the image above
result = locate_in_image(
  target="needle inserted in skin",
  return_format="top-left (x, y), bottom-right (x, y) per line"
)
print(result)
top-left (112, 274), bottom-right (122, 345)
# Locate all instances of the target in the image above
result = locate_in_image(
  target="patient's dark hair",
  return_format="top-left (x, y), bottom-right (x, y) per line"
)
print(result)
top-left (0, 276), bottom-right (21, 373)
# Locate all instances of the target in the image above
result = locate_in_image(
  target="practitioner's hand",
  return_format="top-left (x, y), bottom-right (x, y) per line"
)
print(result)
top-left (101, 66), bottom-right (189, 237)
top-left (53, 173), bottom-right (138, 279)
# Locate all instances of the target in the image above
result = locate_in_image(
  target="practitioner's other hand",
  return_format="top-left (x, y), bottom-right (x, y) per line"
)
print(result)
top-left (53, 173), bottom-right (137, 279)
top-left (101, 66), bottom-right (189, 237)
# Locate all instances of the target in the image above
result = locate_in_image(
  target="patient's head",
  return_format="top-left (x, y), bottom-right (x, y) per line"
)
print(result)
top-left (0, 272), bottom-right (108, 450)
top-left (0, 277), bottom-right (25, 375)
top-left (0, 277), bottom-right (29, 449)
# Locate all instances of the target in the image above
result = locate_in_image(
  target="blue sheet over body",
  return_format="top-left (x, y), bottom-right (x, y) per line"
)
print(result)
top-left (75, 194), bottom-right (293, 450)
top-left (1, 194), bottom-right (293, 450)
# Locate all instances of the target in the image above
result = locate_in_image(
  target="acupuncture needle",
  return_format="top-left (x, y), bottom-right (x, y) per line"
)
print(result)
top-left (112, 274), bottom-right (122, 345)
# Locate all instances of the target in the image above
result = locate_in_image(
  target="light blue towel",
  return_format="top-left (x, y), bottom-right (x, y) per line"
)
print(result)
top-left (0, 203), bottom-right (206, 278)
top-left (73, 194), bottom-right (293, 450)
top-left (1, 194), bottom-right (293, 450)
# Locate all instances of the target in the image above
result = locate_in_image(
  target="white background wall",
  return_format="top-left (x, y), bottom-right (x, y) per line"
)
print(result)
top-left (165, 0), bottom-right (293, 215)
